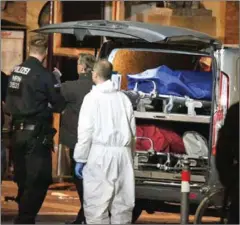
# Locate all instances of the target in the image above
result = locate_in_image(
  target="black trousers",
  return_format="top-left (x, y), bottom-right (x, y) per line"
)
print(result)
top-left (70, 148), bottom-right (85, 223)
top-left (11, 129), bottom-right (52, 224)
top-left (1, 139), bottom-right (7, 181)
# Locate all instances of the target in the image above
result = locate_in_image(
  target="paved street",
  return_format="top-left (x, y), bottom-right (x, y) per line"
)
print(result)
top-left (1, 181), bottom-right (219, 224)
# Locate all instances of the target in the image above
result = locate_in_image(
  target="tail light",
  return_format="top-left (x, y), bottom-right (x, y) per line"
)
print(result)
top-left (212, 72), bottom-right (229, 156)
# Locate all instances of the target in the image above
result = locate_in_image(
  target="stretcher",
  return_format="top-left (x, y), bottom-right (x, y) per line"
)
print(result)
top-left (127, 65), bottom-right (213, 101)
top-left (132, 81), bottom-right (212, 116)
top-left (122, 90), bottom-right (211, 123)
top-left (134, 137), bottom-right (208, 174)
top-left (108, 48), bottom-right (212, 116)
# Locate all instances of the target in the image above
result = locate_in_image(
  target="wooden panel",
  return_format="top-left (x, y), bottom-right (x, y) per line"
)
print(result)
top-left (52, 1), bottom-right (61, 174)
top-left (52, 113), bottom-right (60, 177)
top-left (54, 47), bottom-right (95, 58)
top-left (2, 1), bottom-right (26, 25)
top-left (116, 1), bottom-right (125, 20)
top-left (53, 0), bottom-right (62, 53)
top-left (112, 1), bottom-right (125, 21)
top-left (112, 1), bottom-right (117, 20)
top-left (1, 31), bottom-right (24, 75)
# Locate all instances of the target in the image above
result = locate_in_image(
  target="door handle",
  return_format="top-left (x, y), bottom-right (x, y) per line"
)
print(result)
top-left (153, 115), bottom-right (166, 119)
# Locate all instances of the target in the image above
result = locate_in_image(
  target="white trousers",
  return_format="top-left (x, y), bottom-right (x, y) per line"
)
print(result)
top-left (83, 145), bottom-right (135, 224)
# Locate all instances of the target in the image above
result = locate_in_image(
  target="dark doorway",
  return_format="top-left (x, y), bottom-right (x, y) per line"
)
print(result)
top-left (61, 1), bottom-right (104, 49)
top-left (56, 1), bottom-right (104, 82)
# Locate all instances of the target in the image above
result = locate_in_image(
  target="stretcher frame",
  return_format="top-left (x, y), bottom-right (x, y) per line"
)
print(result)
top-left (131, 79), bottom-right (212, 119)
top-left (134, 169), bottom-right (206, 183)
top-left (129, 88), bottom-right (212, 123)
top-left (134, 136), bottom-right (208, 174)
top-left (134, 111), bottom-right (211, 124)
top-left (133, 78), bottom-right (212, 106)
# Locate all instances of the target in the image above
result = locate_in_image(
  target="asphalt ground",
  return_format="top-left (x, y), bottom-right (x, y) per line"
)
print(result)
top-left (1, 181), bottom-right (219, 224)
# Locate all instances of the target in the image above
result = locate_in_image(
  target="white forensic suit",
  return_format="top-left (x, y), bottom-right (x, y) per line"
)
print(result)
top-left (74, 80), bottom-right (136, 224)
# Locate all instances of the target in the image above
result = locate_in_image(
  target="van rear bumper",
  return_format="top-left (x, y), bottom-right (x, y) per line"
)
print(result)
top-left (135, 183), bottom-right (204, 204)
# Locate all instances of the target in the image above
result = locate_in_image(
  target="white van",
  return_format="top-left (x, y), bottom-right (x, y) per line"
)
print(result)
top-left (35, 20), bottom-right (239, 222)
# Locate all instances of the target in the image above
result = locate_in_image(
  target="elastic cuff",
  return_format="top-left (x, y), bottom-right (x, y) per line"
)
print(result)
top-left (75, 159), bottom-right (87, 163)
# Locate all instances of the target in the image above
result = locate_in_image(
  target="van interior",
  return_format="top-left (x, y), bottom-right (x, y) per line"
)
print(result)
top-left (100, 44), bottom-right (213, 187)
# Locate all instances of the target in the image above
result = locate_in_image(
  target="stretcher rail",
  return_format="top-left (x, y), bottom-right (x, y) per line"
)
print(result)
top-left (134, 111), bottom-right (211, 124)
top-left (139, 91), bottom-right (212, 106)
top-left (137, 163), bottom-right (208, 171)
top-left (135, 170), bottom-right (206, 183)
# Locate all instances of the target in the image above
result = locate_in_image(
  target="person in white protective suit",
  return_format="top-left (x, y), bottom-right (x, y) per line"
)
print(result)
top-left (74, 59), bottom-right (136, 224)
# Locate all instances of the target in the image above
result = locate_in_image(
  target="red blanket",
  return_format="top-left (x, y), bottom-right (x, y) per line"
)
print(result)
top-left (136, 125), bottom-right (185, 154)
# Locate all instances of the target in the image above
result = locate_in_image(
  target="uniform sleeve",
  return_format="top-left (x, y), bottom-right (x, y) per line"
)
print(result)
top-left (46, 72), bottom-right (66, 113)
top-left (74, 94), bottom-right (94, 163)
top-left (1, 72), bottom-right (9, 102)
top-left (216, 103), bottom-right (239, 187)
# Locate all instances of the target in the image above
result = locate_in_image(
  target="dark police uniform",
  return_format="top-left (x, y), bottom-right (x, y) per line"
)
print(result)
top-left (1, 71), bottom-right (9, 180)
top-left (5, 56), bottom-right (66, 224)
top-left (216, 102), bottom-right (239, 224)
top-left (60, 73), bottom-right (93, 224)
top-left (1, 71), bottom-right (9, 130)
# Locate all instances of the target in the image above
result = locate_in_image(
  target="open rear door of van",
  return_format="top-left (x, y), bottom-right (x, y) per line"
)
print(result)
top-left (33, 20), bottom-right (221, 50)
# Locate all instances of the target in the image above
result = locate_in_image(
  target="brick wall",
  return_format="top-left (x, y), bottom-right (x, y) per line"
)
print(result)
top-left (131, 7), bottom-right (217, 37)
top-left (225, 1), bottom-right (239, 44)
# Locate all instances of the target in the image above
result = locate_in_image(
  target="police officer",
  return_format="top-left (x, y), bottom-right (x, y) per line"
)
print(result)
top-left (5, 34), bottom-right (66, 224)
top-left (216, 102), bottom-right (239, 224)
top-left (59, 53), bottom-right (96, 224)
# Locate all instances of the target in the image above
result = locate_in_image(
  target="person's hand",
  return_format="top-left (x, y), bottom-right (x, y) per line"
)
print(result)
top-left (52, 67), bottom-right (62, 84)
top-left (53, 67), bottom-right (62, 77)
top-left (75, 162), bottom-right (86, 179)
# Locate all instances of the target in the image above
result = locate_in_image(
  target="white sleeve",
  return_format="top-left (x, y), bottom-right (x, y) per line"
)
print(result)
top-left (130, 110), bottom-right (136, 138)
top-left (123, 93), bottom-right (136, 138)
top-left (131, 112), bottom-right (136, 158)
top-left (74, 94), bottom-right (94, 163)
top-left (129, 103), bottom-right (136, 155)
